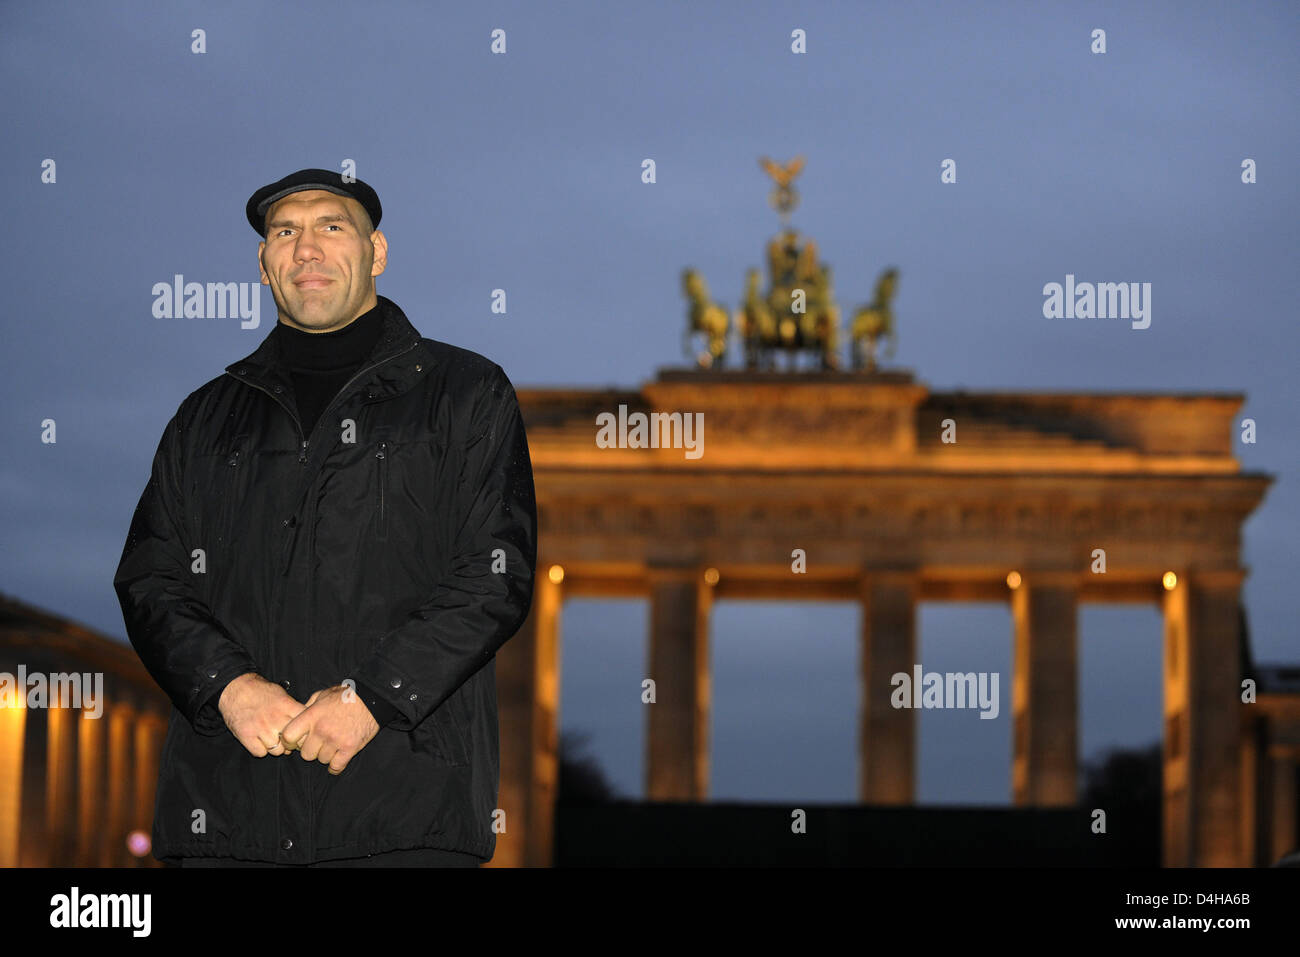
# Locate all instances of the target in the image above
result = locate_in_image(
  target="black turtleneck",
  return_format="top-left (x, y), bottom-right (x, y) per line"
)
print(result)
top-left (274, 302), bottom-right (385, 438)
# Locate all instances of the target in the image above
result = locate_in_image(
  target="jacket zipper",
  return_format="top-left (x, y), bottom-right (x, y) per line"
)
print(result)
top-left (222, 339), bottom-right (420, 860)
top-left (287, 341), bottom-right (414, 859)
top-left (375, 440), bottom-right (389, 540)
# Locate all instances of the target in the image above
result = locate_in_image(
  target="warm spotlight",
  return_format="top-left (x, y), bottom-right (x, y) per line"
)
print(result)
top-left (548, 564), bottom-right (565, 584)
top-left (1006, 571), bottom-right (1022, 589)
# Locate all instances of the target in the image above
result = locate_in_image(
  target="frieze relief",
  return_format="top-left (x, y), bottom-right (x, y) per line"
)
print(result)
top-left (698, 406), bottom-right (899, 445)
top-left (539, 498), bottom-right (1245, 542)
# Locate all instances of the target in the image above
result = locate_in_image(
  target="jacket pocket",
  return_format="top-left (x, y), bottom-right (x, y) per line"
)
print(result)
top-left (426, 694), bottom-right (470, 767)
top-left (159, 713), bottom-right (179, 771)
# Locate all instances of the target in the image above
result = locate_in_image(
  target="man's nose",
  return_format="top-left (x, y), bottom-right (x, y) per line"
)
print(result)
top-left (293, 233), bottom-right (324, 262)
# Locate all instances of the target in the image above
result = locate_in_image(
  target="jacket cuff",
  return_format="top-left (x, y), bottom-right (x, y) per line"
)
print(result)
top-left (349, 677), bottom-right (402, 728)
top-left (349, 652), bottom-right (431, 732)
top-left (189, 660), bottom-right (258, 736)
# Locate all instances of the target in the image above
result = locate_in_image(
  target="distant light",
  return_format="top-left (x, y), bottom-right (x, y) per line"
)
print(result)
top-left (127, 831), bottom-right (151, 857)
top-left (704, 568), bottom-right (720, 586)
top-left (1006, 571), bottom-right (1022, 589)
top-left (1162, 571), bottom-right (1178, 590)
top-left (548, 564), bottom-right (565, 584)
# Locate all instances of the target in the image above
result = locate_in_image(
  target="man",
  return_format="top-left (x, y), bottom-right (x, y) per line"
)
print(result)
top-left (113, 168), bottom-right (537, 867)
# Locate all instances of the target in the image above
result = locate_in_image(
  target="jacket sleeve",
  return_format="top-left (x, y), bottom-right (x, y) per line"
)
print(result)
top-left (348, 364), bottom-right (537, 732)
top-left (113, 405), bottom-right (261, 735)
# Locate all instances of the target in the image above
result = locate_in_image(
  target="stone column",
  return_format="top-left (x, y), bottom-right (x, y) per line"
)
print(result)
top-left (46, 704), bottom-right (77, 866)
top-left (858, 571), bottom-right (917, 804)
top-left (1269, 752), bottom-right (1296, 866)
top-left (1011, 573), bottom-right (1079, 806)
top-left (1237, 719), bottom-right (1259, 866)
top-left (76, 708), bottom-right (105, 866)
top-left (0, 698), bottom-right (25, 868)
top-left (1162, 569), bottom-right (1244, 867)
top-left (491, 565), bottom-right (562, 868)
top-left (102, 701), bottom-right (135, 867)
top-left (132, 712), bottom-right (165, 866)
top-left (645, 566), bottom-right (712, 801)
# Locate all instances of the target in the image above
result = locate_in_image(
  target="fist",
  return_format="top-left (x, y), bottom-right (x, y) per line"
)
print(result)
top-left (218, 673), bottom-right (306, 757)
top-left (279, 685), bottom-right (380, 775)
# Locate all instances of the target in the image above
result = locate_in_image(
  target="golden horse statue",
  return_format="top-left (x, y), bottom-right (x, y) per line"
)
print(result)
top-left (737, 267), bottom-right (778, 368)
top-left (850, 267), bottom-right (899, 372)
top-left (738, 229), bottom-right (838, 370)
top-left (681, 268), bottom-right (730, 368)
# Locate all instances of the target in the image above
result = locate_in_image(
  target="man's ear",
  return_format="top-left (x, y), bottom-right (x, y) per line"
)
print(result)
top-left (370, 229), bottom-right (388, 278)
top-left (257, 241), bottom-right (269, 285)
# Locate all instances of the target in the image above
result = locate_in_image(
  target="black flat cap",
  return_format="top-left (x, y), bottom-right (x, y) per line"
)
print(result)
top-left (245, 168), bottom-right (382, 237)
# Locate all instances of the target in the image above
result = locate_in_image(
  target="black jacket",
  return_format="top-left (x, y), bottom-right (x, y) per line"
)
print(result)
top-left (113, 295), bottom-right (537, 864)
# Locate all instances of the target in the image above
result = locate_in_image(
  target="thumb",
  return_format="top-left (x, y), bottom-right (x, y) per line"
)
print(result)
top-left (280, 714), bottom-right (305, 750)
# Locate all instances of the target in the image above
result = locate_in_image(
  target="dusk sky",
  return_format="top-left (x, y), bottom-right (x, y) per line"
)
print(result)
top-left (2, 1), bottom-right (1296, 805)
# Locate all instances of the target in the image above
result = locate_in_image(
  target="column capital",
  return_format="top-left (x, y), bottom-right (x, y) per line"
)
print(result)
top-left (1016, 569), bottom-right (1083, 588)
top-left (646, 563), bottom-right (709, 585)
top-left (1184, 567), bottom-right (1249, 589)
top-left (857, 567), bottom-right (921, 589)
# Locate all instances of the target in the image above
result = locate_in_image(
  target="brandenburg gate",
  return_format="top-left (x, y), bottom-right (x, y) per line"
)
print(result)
top-left (488, 157), bottom-right (1293, 868)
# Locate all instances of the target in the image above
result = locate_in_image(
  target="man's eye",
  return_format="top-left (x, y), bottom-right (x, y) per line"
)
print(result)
top-left (324, 224), bottom-right (341, 231)
top-left (276, 229), bottom-right (293, 237)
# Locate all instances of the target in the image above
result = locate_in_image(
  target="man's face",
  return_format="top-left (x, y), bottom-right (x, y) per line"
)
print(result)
top-left (257, 190), bottom-right (388, 333)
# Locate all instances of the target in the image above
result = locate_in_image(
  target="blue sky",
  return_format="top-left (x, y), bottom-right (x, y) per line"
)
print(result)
top-left (1, 0), bottom-right (1296, 804)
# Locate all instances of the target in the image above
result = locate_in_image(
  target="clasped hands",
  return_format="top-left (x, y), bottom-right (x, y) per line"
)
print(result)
top-left (217, 673), bottom-right (380, 775)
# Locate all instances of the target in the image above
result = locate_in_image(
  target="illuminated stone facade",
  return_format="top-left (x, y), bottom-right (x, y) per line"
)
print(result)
top-left (0, 596), bottom-right (167, 867)
top-left (490, 368), bottom-right (1297, 867)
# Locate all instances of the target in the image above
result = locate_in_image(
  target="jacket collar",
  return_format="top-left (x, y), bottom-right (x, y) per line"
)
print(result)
top-left (226, 295), bottom-right (433, 404)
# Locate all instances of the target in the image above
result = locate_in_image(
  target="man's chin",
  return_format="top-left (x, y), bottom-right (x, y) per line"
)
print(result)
top-left (279, 297), bottom-right (347, 330)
